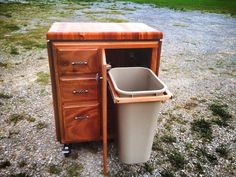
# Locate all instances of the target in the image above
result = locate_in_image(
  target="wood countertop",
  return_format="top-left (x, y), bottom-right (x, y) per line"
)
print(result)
top-left (47, 22), bottom-right (163, 41)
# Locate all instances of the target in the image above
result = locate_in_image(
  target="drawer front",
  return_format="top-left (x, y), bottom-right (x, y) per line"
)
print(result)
top-left (63, 104), bottom-right (100, 142)
top-left (57, 49), bottom-right (99, 74)
top-left (60, 78), bottom-right (98, 102)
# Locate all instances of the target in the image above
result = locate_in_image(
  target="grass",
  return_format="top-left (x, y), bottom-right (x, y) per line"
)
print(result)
top-left (10, 46), bottom-right (19, 55)
top-left (160, 169), bottom-right (175, 177)
top-left (83, 10), bottom-right (124, 15)
top-left (64, 5), bottom-right (90, 10)
top-left (0, 2), bottom-right (76, 54)
top-left (197, 148), bottom-right (218, 165)
top-left (152, 136), bottom-right (164, 152)
top-left (161, 135), bottom-right (177, 143)
top-left (185, 142), bottom-right (193, 151)
top-left (0, 62), bottom-right (8, 68)
top-left (118, 0), bottom-right (236, 16)
top-left (8, 113), bottom-right (35, 125)
top-left (8, 114), bottom-right (25, 125)
top-left (26, 116), bottom-right (36, 122)
top-left (0, 61), bottom-right (14, 68)
top-left (4, 24), bottom-right (20, 31)
top-left (36, 71), bottom-right (50, 85)
top-left (18, 160), bottom-right (27, 168)
top-left (194, 162), bottom-right (204, 174)
top-left (91, 17), bottom-right (129, 23)
top-left (66, 163), bottom-right (83, 177)
top-left (191, 118), bottom-right (213, 141)
top-left (121, 7), bottom-right (136, 11)
top-left (36, 121), bottom-right (47, 130)
top-left (209, 102), bottom-right (232, 127)
top-left (144, 162), bottom-right (155, 175)
top-left (183, 101), bottom-right (198, 110)
top-left (0, 92), bottom-right (13, 99)
top-left (215, 144), bottom-right (230, 159)
top-left (172, 23), bottom-right (190, 28)
top-left (48, 165), bottom-right (62, 175)
top-left (167, 149), bottom-right (186, 169)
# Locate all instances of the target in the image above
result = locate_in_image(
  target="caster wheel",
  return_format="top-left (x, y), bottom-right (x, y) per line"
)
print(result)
top-left (62, 144), bottom-right (71, 157)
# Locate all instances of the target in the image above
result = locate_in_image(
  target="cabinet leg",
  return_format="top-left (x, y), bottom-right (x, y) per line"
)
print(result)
top-left (62, 144), bottom-right (71, 157)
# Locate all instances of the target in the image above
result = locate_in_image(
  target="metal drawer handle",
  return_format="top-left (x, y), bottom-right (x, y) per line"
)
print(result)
top-left (72, 89), bottom-right (88, 94)
top-left (71, 61), bottom-right (88, 65)
top-left (75, 115), bottom-right (89, 120)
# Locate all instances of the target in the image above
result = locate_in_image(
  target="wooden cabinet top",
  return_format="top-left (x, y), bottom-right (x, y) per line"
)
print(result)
top-left (47, 22), bottom-right (163, 41)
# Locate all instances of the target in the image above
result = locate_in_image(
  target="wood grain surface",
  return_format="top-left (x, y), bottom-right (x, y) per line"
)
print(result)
top-left (63, 103), bottom-right (100, 142)
top-left (56, 48), bottom-right (99, 75)
top-left (60, 78), bottom-right (98, 103)
top-left (47, 22), bottom-right (163, 41)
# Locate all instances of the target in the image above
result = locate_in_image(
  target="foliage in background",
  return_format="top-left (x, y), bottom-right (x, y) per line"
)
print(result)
top-left (120, 0), bottom-right (236, 16)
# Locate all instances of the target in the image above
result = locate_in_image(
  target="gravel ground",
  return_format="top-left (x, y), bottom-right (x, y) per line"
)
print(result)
top-left (0, 1), bottom-right (236, 177)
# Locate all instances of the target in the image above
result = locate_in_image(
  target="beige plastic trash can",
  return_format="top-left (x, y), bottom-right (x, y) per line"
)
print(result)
top-left (108, 67), bottom-right (172, 164)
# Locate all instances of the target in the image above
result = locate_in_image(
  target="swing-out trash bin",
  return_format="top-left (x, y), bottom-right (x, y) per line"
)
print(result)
top-left (108, 67), bottom-right (172, 164)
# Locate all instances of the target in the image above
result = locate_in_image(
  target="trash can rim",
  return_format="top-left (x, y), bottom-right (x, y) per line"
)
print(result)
top-left (108, 67), bottom-right (167, 97)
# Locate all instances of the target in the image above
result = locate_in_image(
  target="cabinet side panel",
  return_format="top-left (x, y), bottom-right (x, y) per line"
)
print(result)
top-left (47, 41), bottom-right (61, 142)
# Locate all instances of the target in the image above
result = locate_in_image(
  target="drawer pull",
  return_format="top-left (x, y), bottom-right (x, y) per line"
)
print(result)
top-left (71, 61), bottom-right (88, 65)
top-left (75, 115), bottom-right (89, 120)
top-left (72, 89), bottom-right (88, 94)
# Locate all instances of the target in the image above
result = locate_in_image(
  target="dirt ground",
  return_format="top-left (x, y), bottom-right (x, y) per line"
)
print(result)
top-left (0, 1), bottom-right (235, 177)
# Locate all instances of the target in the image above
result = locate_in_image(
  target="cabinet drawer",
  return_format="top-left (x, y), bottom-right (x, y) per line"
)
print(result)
top-left (57, 48), bottom-right (99, 74)
top-left (60, 78), bottom-right (98, 102)
top-left (63, 104), bottom-right (100, 142)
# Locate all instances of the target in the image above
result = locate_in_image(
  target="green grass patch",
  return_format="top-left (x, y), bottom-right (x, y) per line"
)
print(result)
top-left (215, 144), bottom-right (230, 159)
top-left (172, 23), bottom-right (190, 28)
top-left (121, 7), bottom-right (136, 11)
top-left (191, 118), bottom-right (213, 141)
top-left (161, 134), bottom-right (177, 144)
top-left (0, 92), bottom-right (13, 99)
top-left (209, 102), bottom-right (232, 127)
top-left (0, 2), bottom-right (75, 53)
top-left (185, 142), bottom-right (193, 151)
top-left (26, 116), bottom-right (36, 123)
top-left (7, 113), bottom-right (35, 125)
top-left (36, 71), bottom-right (50, 85)
top-left (0, 62), bottom-right (9, 68)
top-left (18, 160), bottom-right (27, 168)
top-left (64, 5), bottom-right (90, 10)
top-left (83, 10), bottom-right (124, 15)
top-left (194, 162), bottom-right (204, 174)
top-left (152, 136), bottom-right (164, 152)
top-left (66, 163), bottom-right (83, 177)
top-left (160, 169), bottom-right (175, 177)
top-left (48, 165), bottom-right (62, 175)
top-left (10, 46), bottom-right (19, 54)
top-left (8, 114), bottom-right (25, 125)
top-left (197, 148), bottom-right (218, 165)
top-left (36, 121), bottom-right (47, 130)
top-left (4, 24), bottom-right (20, 31)
top-left (144, 162), bottom-right (155, 175)
top-left (167, 149), bottom-right (186, 169)
top-left (92, 17), bottom-right (129, 23)
top-left (118, 0), bottom-right (236, 16)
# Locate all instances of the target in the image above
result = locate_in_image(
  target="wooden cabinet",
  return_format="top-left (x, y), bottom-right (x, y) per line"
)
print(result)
top-left (47, 22), bottom-right (163, 175)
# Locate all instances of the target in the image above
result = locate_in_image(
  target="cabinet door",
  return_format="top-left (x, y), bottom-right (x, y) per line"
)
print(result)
top-left (63, 103), bottom-right (100, 142)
